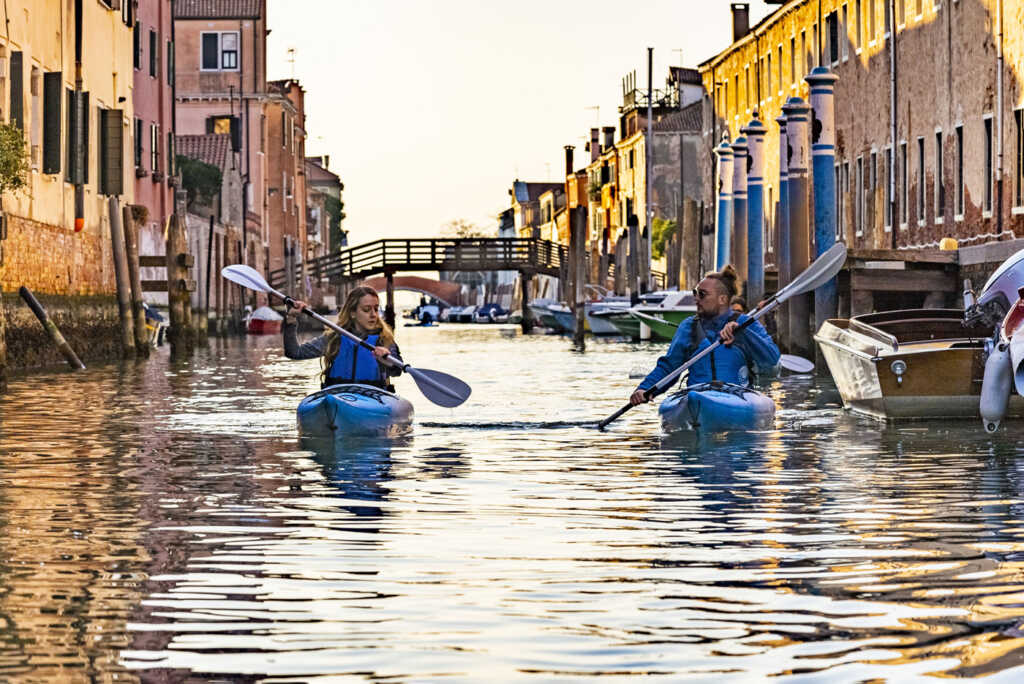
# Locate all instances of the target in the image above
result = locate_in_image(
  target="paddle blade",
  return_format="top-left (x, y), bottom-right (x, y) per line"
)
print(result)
top-left (222, 264), bottom-right (273, 294)
top-left (777, 243), bottom-right (847, 303)
top-left (407, 366), bottom-right (472, 408)
top-left (780, 354), bottom-right (814, 373)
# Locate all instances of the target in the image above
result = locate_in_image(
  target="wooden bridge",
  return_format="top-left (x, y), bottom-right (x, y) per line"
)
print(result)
top-left (269, 237), bottom-right (568, 326)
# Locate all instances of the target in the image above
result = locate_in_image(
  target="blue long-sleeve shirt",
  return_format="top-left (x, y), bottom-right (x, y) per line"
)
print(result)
top-left (636, 310), bottom-right (780, 393)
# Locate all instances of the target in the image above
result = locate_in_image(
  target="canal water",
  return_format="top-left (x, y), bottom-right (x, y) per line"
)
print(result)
top-left (2, 324), bottom-right (1024, 680)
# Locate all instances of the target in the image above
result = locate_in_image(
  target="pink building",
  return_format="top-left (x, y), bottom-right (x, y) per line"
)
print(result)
top-left (132, 0), bottom-right (175, 261)
top-left (173, 0), bottom-right (266, 272)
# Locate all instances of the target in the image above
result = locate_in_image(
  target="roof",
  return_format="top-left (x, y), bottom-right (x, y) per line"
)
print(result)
top-left (176, 134), bottom-right (234, 172)
top-left (512, 181), bottom-right (564, 203)
top-left (668, 66), bottom-right (702, 86)
top-left (173, 0), bottom-right (262, 19)
top-left (304, 158), bottom-right (341, 186)
top-left (652, 101), bottom-right (703, 133)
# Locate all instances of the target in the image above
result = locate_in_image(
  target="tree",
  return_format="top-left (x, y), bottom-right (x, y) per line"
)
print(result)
top-left (176, 154), bottom-right (222, 205)
top-left (0, 124), bottom-right (30, 198)
top-left (442, 218), bottom-right (489, 238)
top-left (651, 217), bottom-right (678, 260)
top-left (325, 194), bottom-right (347, 250)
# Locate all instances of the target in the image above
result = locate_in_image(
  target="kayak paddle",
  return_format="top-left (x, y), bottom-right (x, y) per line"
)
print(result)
top-left (221, 264), bottom-right (472, 408)
top-left (597, 242), bottom-right (847, 430)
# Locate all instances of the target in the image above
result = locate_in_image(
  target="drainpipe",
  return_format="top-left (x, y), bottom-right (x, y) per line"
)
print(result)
top-left (888, 0), bottom-right (898, 248)
top-left (74, 0), bottom-right (83, 232)
top-left (997, 0), bottom-right (1004, 237)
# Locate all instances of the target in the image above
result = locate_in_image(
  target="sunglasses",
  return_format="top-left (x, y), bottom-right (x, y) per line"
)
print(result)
top-left (692, 288), bottom-right (712, 300)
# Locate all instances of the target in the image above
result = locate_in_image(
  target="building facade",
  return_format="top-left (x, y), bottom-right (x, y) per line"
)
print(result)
top-left (264, 79), bottom-right (307, 297)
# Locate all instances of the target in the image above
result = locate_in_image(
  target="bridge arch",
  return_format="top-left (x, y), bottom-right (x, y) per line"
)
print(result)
top-left (361, 275), bottom-right (461, 307)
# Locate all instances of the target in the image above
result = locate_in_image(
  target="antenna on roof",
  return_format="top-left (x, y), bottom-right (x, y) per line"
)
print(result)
top-left (287, 46), bottom-right (296, 78)
top-left (672, 48), bottom-right (683, 67)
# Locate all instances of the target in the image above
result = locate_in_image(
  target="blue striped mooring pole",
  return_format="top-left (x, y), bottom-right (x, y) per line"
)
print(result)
top-left (782, 96), bottom-right (812, 359)
top-left (775, 112), bottom-right (790, 351)
top-left (742, 116), bottom-right (767, 306)
top-left (807, 66), bottom-right (840, 334)
top-left (714, 138), bottom-right (734, 271)
top-left (731, 135), bottom-right (749, 284)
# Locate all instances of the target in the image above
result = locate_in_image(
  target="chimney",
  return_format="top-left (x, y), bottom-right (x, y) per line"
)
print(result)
top-left (323, 155), bottom-right (330, 169)
top-left (731, 3), bottom-right (750, 42)
top-left (590, 128), bottom-right (600, 162)
top-left (564, 145), bottom-right (575, 176)
top-left (602, 126), bottom-right (615, 151)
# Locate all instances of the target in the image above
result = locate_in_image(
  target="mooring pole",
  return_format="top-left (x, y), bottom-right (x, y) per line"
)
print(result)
top-left (731, 135), bottom-right (749, 284)
top-left (783, 96), bottom-right (812, 359)
top-left (19, 286), bottom-right (86, 370)
top-left (572, 206), bottom-right (586, 349)
top-left (384, 269), bottom-right (396, 329)
top-left (108, 196), bottom-right (135, 357)
top-left (714, 138), bottom-right (734, 271)
top-left (775, 112), bottom-right (791, 352)
top-left (520, 271), bottom-right (534, 333)
top-left (122, 206), bottom-right (150, 356)
top-left (807, 66), bottom-right (840, 334)
top-left (743, 116), bottom-right (767, 306)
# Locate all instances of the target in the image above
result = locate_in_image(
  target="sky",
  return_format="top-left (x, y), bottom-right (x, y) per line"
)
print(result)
top-left (266, 0), bottom-right (777, 246)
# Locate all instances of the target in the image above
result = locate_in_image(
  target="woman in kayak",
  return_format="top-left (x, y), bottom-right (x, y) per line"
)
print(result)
top-left (283, 286), bottom-right (403, 391)
top-left (629, 264), bottom-right (779, 406)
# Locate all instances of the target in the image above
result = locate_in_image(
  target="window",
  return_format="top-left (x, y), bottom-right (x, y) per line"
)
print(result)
top-left (899, 140), bottom-right (908, 226)
top-left (99, 107), bottom-right (123, 196)
top-left (134, 118), bottom-right (143, 168)
top-left (150, 123), bottom-right (159, 175)
top-left (42, 72), bottom-right (61, 174)
top-left (841, 5), bottom-right (849, 60)
top-left (167, 40), bottom-right (174, 86)
top-left (133, 21), bottom-right (141, 70)
top-left (149, 30), bottom-right (157, 78)
top-left (813, 23), bottom-right (819, 68)
top-left (856, 156), bottom-right (864, 236)
top-left (733, 75), bottom-right (739, 112)
top-left (885, 145), bottom-right (893, 230)
top-left (936, 130), bottom-right (945, 218)
top-left (917, 137), bottom-right (925, 223)
top-left (916, 0), bottom-right (923, 16)
top-left (955, 124), bottom-right (964, 218)
top-left (200, 31), bottom-right (239, 71)
top-left (281, 111), bottom-right (287, 147)
top-left (897, 0), bottom-right (905, 25)
top-left (835, 163), bottom-right (842, 238)
top-left (777, 45), bottom-right (783, 94)
top-left (10, 51), bottom-right (22, 130)
top-left (1016, 113), bottom-right (1024, 207)
top-left (167, 132), bottom-right (174, 177)
top-left (744, 66), bottom-right (750, 110)
top-left (856, 0), bottom-right (863, 48)
top-left (121, 0), bottom-right (133, 26)
top-left (884, 0), bottom-right (891, 35)
top-left (766, 52), bottom-right (772, 96)
top-left (984, 116), bottom-right (993, 213)
top-left (789, 38), bottom-right (796, 86)
top-left (827, 12), bottom-right (839, 64)
top-left (869, 0), bottom-right (876, 40)
top-left (801, 30), bottom-right (807, 76)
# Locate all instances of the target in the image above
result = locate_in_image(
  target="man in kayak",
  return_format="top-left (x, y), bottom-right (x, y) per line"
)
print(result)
top-left (629, 264), bottom-right (779, 405)
top-left (284, 286), bottom-right (404, 391)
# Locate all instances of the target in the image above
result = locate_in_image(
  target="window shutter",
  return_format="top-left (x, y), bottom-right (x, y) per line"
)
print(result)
top-left (230, 115), bottom-right (240, 152)
top-left (205, 116), bottom-right (215, 134)
top-left (65, 89), bottom-right (74, 182)
top-left (42, 72), bottom-right (61, 173)
top-left (167, 40), bottom-right (174, 86)
top-left (201, 33), bottom-right (219, 70)
top-left (82, 93), bottom-right (89, 184)
top-left (100, 108), bottom-right (123, 195)
top-left (10, 52), bottom-right (23, 129)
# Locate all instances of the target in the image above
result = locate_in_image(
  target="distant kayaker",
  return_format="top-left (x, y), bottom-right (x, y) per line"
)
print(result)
top-left (629, 265), bottom-right (780, 405)
top-left (283, 286), bottom-right (403, 391)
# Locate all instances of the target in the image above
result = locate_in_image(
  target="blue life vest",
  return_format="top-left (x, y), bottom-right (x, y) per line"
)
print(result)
top-left (685, 313), bottom-right (753, 387)
top-left (325, 333), bottom-right (384, 388)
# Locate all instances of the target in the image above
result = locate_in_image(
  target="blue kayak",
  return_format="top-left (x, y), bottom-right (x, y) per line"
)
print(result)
top-left (658, 382), bottom-right (775, 433)
top-left (297, 383), bottom-right (414, 438)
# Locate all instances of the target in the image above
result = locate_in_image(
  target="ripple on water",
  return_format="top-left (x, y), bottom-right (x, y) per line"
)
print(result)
top-left (3, 329), bottom-right (1024, 679)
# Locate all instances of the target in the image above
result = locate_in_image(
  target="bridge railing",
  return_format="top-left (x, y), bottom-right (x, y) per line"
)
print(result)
top-left (269, 237), bottom-right (568, 289)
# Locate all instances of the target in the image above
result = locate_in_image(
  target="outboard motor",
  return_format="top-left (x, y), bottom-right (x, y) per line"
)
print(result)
top-left (965, 248), bottom-right (1024, 329)
top-left (981, 340), bottom-right (1013, 433)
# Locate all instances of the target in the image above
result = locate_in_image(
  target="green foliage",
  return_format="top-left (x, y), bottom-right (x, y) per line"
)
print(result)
top-left (442, 218), bottom-right (489, 238)
top-left (651, 217), bottom-right (678, 260)
top-left (0, 124), bottom-right (30, 196)
top-left (325, 194), bottom-right (347, 249)
top-left (176, 154), bottom-right (222, 205)
top-left (587, 180), bottom-right (602, 202)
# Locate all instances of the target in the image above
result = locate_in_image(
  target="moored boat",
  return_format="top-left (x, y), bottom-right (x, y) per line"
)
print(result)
top-left (627, 310), bottom-right (680, 341)
top-left (659, 381), bottom-right (776, 433)
top-left (246, 305), bottom-right (283, 334)
top-left (297, 383), bottom-right (414, 438)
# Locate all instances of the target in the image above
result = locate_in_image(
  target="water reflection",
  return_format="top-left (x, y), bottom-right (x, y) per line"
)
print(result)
top-left (5, 328), bottom-right (1024, 678)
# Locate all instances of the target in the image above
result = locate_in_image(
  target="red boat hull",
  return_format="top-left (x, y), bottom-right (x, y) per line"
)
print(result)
top-left (247, 318), bottom-right (281, 335)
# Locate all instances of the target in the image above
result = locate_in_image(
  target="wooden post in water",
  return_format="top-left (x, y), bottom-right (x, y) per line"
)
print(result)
top-left (19, 286), bottom-right (86, 370)
top-left (166, 211), bottom-right (195, 357)
top-left (520, 271), bottom-right (533, 333)
top-left (682, 199), bottom-right (700, 290)
top-left (384, 270), bottom-right (396, 329)
top-left (0, 292), bottom-right (7, 392)
top-left (571, 207), bottom-right (586, 349)
top-left (122, 206), bottom-right (149, 357)
top-left (108, 197), bottom-right (135, 357)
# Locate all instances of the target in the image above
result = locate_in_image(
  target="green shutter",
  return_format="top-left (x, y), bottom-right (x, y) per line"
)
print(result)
top-left (42, 72), bottom-right (62, 174)
top-left (10, 52), bottom-right (23, 130)
top-left (100, 108), bottom-right (123, 195)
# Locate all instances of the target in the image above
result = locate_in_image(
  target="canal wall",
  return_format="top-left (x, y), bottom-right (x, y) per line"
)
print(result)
top-left (1, 292), bottom-right (123, 371)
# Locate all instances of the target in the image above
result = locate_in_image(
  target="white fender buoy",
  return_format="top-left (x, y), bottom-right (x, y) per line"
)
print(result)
top-left (1010, 334), bottom-right (1024, 396)
top-left (981, 342), bottom-right (1013, 433)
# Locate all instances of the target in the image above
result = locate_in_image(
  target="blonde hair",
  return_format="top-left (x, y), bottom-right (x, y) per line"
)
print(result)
top-left (321, 286), bottom-right (395, 384)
